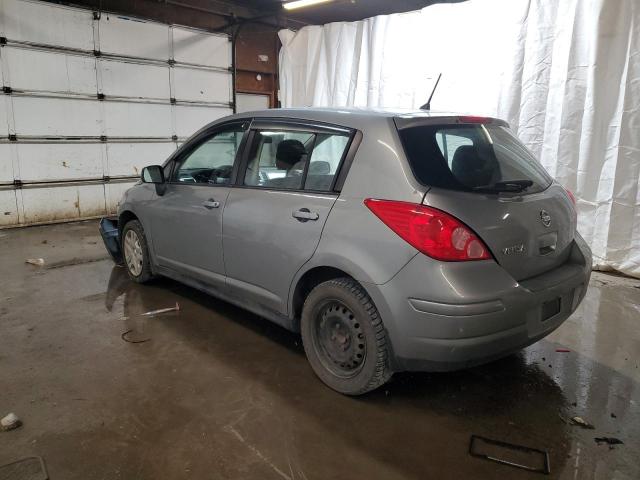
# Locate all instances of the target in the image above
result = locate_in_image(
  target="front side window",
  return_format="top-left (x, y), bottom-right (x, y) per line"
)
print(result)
top-left (399, 123), bottom-right (552, 194)
top-left (244, 128), bottom-right (349, 191)
top-left (173, 127), bottom-right (244, 185)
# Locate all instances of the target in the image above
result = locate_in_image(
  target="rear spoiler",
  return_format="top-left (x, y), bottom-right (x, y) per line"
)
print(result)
top-left (394, 115), bottom-right (509, 131)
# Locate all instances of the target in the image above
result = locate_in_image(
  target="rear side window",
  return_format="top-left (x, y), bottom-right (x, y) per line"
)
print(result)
top-left (244, 129), bottom-right (350, 192)
top-left (398, 124), bottom-right (552, 194)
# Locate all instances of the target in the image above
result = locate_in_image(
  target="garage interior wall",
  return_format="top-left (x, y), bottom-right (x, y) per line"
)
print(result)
top-left (0, 0), bottom-right (233, 226)
top-left (278, 0), bottom-right (640, 278)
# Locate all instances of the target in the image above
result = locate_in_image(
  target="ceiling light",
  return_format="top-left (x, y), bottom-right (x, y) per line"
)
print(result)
top-left (283, 0), bottom-right (334, 11)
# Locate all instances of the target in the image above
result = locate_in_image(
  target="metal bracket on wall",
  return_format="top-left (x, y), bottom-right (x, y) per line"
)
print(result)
top-left (2, 86), bottom-right (11, 94)
top-left (100, 136), bottom-right (107, 142)
top-left (8, 134), bottom-right (17, 141)
top-left (97, 93), bottom-right (105, 100)
top-left (0, 37), bottom-right (6, 46)
top-left (13, 180), bottom-right (23, 189)
top-left (93, 50), bottom-right (102, 57)
top-left (93, 11), bottom-right (101, 20)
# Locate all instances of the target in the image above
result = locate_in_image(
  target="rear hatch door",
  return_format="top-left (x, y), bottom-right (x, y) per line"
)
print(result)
top-left (395, 117), bottom-right (576, 281)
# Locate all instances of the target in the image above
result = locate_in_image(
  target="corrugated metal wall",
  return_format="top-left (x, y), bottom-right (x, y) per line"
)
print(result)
top-left (0, 0), bottom-right (233, 226)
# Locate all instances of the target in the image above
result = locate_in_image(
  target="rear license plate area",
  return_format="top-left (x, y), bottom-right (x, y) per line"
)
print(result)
top-left (541, 297), bottom-right (561, 321)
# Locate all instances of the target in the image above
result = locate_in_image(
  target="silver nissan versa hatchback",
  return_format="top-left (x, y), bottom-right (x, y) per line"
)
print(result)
top-left (101, 108), bottom-right (592, 395)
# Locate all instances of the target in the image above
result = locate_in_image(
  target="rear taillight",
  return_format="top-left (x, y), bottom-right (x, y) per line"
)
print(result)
top-left (364, 199), bottom-right (492, 261)
top-left (564, 187), bottom-right (576, 206)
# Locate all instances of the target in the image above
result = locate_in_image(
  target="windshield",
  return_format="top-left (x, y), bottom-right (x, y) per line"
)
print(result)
top-left (398, 123), bottom-right (552, 194)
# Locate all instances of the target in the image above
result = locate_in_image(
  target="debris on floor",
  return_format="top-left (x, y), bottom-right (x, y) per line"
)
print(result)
top-left (121, 330), bottom-right (151, 344)
top-left (1, 412), bottom-right (22, 431)
top-left (468, 435), bottom-right (550, 475)
top-left (570, 416), bottom-right (595, 429)
top-left (140, 302), bottom-right (180, 317)
top-left (46, 256), bottom-right (109, 269)
top-left (555, 348), bottom-right (571, 353)
top-left (611, 412), bottom-right (617, 418)
top-left (25, 258), bottom-right (45, 267)
top-left (595, 437), bottom-right (624, 448)
top-left (0, 456), bottom-right (48, 480)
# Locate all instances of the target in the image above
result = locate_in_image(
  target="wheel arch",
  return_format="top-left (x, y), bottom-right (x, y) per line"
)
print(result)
top-left (290, 264), bottom-right (369, 331)
top-left (118, 210), bottom-right (139, 237)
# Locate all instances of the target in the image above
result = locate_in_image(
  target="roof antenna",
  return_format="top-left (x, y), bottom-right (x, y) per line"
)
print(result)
top-left (420, 73), bottom-right (442, 111)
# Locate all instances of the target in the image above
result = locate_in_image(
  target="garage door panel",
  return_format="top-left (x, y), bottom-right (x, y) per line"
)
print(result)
top-left (172, 27), bottom-right (231, 68)
top-left (173, 68), bottom-right (231, 103)
top-left (22, 184), bottom-right (106, 223)
top-left (106, 182), bottom-right (135, 214)
top-left (0, 144), bottom-right (16, 182)
top-left (16, 143), bottom-right (103, 181)
top-left (12, 97), bottom-right (102, 137)
top-left (106, 142), bottom-right (175, 176)
top-left (0, 190), bottom-right (20, 226)
top-left (2, 0), bottom-right (94, 50)
top-left (2, 0), bottom-right (232, 227)
top-left (0, 96), bottom-right (9, 137)
top-left (100, 59), bottom-right (169, 99)
top-left (103, 102), bottom-right (172, 137)
top-left (5, 47), bottom-right (97, 94)
top-left (99, 16), bottom-right (168, 60)
top-left (175, 105), bottom-right (232, 138)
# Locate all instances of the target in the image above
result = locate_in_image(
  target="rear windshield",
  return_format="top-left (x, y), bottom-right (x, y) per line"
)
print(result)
top-left (397, 124), bottom-right (552, 194)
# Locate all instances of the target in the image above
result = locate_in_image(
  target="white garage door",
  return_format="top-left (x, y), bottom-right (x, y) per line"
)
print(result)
top-left (0, 0), bottom-right (233, 226)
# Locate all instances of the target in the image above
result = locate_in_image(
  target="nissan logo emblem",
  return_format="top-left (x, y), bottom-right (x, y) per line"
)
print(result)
top-left (540, 210), bottom-right (552, 227)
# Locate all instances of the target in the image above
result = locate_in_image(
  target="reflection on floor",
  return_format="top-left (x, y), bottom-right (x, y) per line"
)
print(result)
top-left (1, 220), bottom-right (639, 479)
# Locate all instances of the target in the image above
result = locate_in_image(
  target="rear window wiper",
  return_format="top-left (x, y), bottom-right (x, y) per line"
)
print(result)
top-left (472, 179), bottom-right (534, 193)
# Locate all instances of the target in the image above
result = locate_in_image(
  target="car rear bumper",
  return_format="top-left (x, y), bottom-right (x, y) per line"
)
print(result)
top-left (363, 233), bottom-right (592, 372)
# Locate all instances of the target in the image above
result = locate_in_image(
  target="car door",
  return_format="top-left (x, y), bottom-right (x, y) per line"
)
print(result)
top-left (146, 121), bottom-right (247, 290)
top-left (223, 119), bottom-right (354, 316)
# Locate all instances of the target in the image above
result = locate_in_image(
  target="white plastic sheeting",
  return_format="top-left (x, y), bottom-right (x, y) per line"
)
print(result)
top-left (278, 0), bottom-right (640, 278)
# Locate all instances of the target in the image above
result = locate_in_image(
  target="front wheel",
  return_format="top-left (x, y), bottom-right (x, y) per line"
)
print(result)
top-left (121, 220), bottom-right (154, 284)
top-left (301, 277), bottom-right (392, 395)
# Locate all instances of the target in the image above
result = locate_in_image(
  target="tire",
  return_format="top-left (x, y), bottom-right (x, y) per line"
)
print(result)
top-left (301, 277), bottom-right (392, 395)
top-left (121, 219), bottom-right (154, 284)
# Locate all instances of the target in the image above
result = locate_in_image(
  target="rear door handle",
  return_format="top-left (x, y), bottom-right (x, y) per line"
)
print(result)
top-left (202, 198), bottom-right (220, 209)
top-left (292, 208), bottom-right (319, 222)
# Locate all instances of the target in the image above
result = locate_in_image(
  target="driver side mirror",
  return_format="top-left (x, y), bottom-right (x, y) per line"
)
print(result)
top-left (141, 165), bottom-right (164, 184)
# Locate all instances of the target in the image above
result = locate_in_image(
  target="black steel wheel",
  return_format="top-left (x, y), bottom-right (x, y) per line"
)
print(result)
top-left (301, 277), bottom-right (392, 395)
top-left (313, 300), bottom-right (367, 377)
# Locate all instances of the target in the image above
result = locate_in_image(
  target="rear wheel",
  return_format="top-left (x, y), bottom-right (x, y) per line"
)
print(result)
top-left (301, 277), bottom-right (392, 395)
top-left (121, 220), bottom-right (154, 284)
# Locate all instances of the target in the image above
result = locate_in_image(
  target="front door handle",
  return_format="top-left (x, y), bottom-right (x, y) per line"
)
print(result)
top-left (202, 198), bottom-right (220, 209)
top-left (292, 208), bottom-right (319, 222)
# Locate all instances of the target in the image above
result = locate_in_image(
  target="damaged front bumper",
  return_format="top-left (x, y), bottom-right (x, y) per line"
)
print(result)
top-left (99, 217), bottom-right (123, 265)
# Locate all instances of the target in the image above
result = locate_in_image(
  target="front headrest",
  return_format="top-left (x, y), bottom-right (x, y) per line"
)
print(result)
top-left (276, 139), bottom-right (306, 167)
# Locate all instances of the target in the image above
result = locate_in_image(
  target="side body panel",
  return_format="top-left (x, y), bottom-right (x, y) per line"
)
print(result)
top-left (287, 116), bottom-right (429, 313)
top-left (223, 188), bottom-right (337, 317)
top-left (145, 183), bottom-right (231, 290)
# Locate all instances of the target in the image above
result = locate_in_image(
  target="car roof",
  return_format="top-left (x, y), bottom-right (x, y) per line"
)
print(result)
top-left (223, 107), bottom-right (507, 130)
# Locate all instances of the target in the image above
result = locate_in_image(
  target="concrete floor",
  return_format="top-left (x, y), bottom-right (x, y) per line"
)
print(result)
top-left (1, 221), bottom-right (639, 480)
